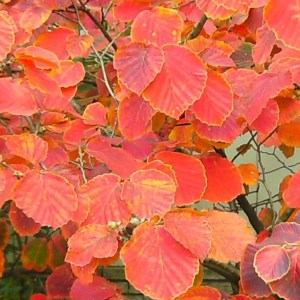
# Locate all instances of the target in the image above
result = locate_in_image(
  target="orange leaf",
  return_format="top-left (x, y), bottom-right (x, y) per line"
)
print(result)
top-left (191, 70), bottom-right (233, 126)
top-left (21, 238), bottom-right (48, 272)
top-left (80, 174), bottom-right (131, 226)
top-left (5, 133), bottom-right (48, 165)
top-left (34, 27), bottom-right (75, 60)
top-left (265, 0), bottom-right (300, 50)
top-left (278, 118), bottom-right (300, 147)
top-left (0, 219), bottom-right (9, 250)
top-left (20, 5), bottom-right (52, 31)
top-left (65, 224), bottom-right (118, 267)
top-left (143, 45), bottom-right (207, 119)
top-left (206, 210), bottom-right (255, 263)
top-left (82, 102), bottom-right (107, 126)
top-left (154, 151), bottom-right (207, 206)
top-left (15, 46), bottom-right (60, 70)
top-left (66, 34), bottom-right (94, 58)
top-left (131, 7), bottom-right (183, 46)
top-left (114, 43), bottom-right (164, 95)
top-left (0, 78), bottom-right (37, 116)
top-left (121, 221), bottom-right (199, 300)
top-left (14, 170), bottom-right (77, 229)
top-left (118, 94), bottom-right (155, 140)
top-left (9, 202), bottom-right (41, 236)
top-left (164, 209), bottom-right (211, 261)
top-left (122, 168), bottom-right (176, 218)
top-left (176, 286), bottom-right (221, 300)
top-left (0, 11), bottom-right (15, 61)
top-left (238, 163), bottom-right (259, 186)
top-left (201, 154), bottom-right (243, 203)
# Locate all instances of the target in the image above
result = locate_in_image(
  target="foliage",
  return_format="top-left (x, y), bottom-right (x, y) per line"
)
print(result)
top-left (0, 0), bottom-right (300, 299)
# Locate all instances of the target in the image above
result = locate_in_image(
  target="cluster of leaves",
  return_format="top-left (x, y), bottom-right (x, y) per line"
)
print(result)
top-left (0, 0), bottom-right (300, 299)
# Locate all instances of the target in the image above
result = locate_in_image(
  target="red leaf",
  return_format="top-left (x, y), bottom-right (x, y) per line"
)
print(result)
top-left (70, 275), bottom-right (124, 300)
top-left (190, 70), bottom-right (233, 126)
top-left (265, 0), bottom-right (300, 49)
top-left (121, 221), bottom-right (199, 300)
top-left (196, 0), bottom-right (236, 19)
top-left (118, 94), bottom-right (155, 140)
top-left (71, 258), bottom-right (99, 284)
top-left (34, 27), bottom-right (75, 60)
top-left (9, 202), bottom-right (41, 236)
top-left (131, 7), bottom-right (183, 46)
top-left (270, 246), bottom-right (300, 300)
top-left (191, 106), bottom-right (244, 143)
top-left (113, 0), bottom-right (151, 21)
top-left (0, 78), bottom-right (37, 116)
top-left (176, 286), bottom-right (222, 300)
top-left (82, 102), bottom-right (107, 126)
top-left (241, 244), bottom-right (272, 297)
top-left (154, 151), bottom-right (207, 206)
top-left (30, 294), bottom-right (49, 300)
top-left (200, 48), bottom-right (235, 67)
top-left (0, 11), bottom-right (15, 61)
top-left (51, 61), bottom-right (85, 88)
top-left (250, 99), bottom-right (279, 135)
top-left (283, 170), bottom-right (300, 208)
top-left (253, 24), bottom-right (276, 65)
top-left (65, 224), bottom-right (118, 267)
top-left (212, 0), bottom-right (252, 12)
top-left (80, 174), bottom-right (131, 226)
top-left (21, 238), bottom-right (48, 272)
top-left (201, 155), bottom-right (243, 203)
top-left (5, 133), bottom-right (48, 165)
top-left (14, 170), bottom-right (77, 229)
top-left (86, 136), bottom-right (144, 178)
top-left (0, 165), bottom-right (29, 209)
top-left (47, 235), bottom-right (67, 270)
top-left (254, 245), bottom-right (290, 282)
top-left (269, 48), bottom-right (300, 84)
top-left (240, 71), bottom-right (293, 124)
top-left (206, 210), bottom-right (255, 263)
top-left (164, 209), bottom-right (211, 261)
top-left (143, 45), bottom-right (207, 119)
top-left (114, 43), bottom-right (164, 95)
top-left (122, 168), bottom-right (176, 218)
top-left (46, 263), bottom-right (76, 298)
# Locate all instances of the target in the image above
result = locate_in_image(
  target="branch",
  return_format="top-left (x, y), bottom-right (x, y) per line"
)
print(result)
top-left (203, 258), bottom-right (240, 283)
top-left (214, 147), bottom-right (264, 234)
top-left (79, 6), bottom-right (118, 51)
top-left (187, 14), bottom-right (208, 40)
top-left (237, 195), bottom-right (264, 233)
